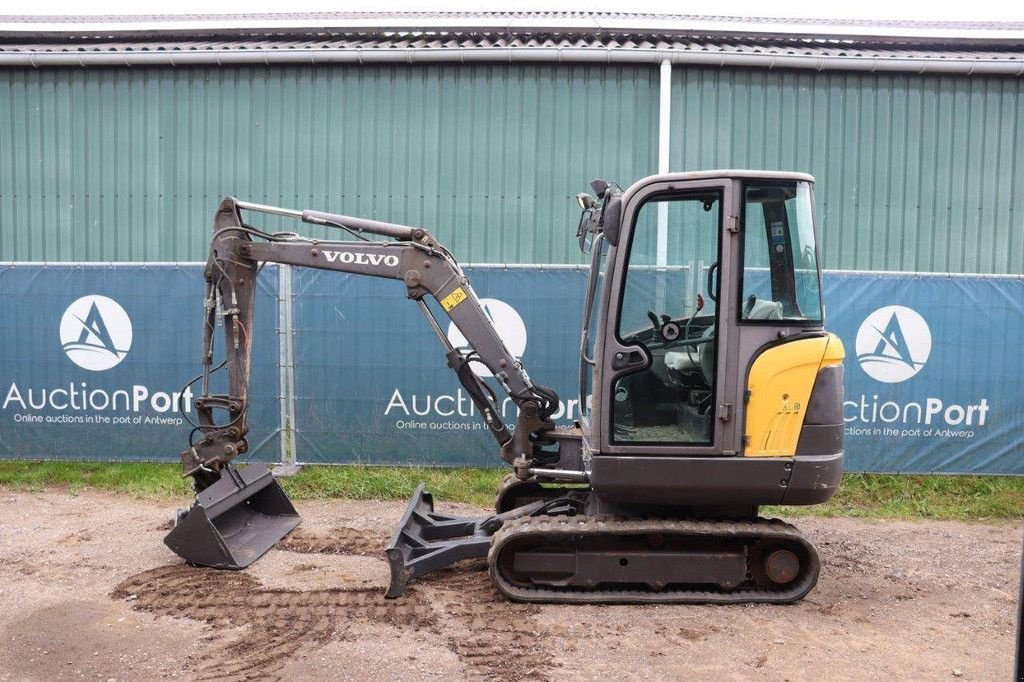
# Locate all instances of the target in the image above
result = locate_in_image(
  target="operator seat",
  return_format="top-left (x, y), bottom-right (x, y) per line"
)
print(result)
top-left (665, 297), bottom-right (784, 385)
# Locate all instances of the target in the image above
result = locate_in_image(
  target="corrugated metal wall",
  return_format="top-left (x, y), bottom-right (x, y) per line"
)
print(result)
top-left (1, 63), bottom-right (1021, 272)
top-left (0, 64), bottom-right (658, 263)
top-left (671, 68), bottom-right (1024, 274)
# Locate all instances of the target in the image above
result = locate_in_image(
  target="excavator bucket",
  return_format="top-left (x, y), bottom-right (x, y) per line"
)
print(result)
top-left (164, 463), bottom-right (300, 569)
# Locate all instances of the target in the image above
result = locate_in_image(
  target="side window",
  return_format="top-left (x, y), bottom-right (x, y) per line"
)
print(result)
top-left (613, 191), bottom-right (722, 445)
top-left (740, 182), bottom-right (822, 322)
top-left (741, 200), bottom-right (774, 305)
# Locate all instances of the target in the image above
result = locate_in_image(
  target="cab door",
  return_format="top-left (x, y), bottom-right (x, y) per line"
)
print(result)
top-left (598, 177), bottom-right (737, 456)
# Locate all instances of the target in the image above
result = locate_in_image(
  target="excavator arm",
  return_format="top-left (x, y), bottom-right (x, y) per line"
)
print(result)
top-left (182, 196), bottom-right (560, 485)
top-left (166, 197), bottom-right (564, 573)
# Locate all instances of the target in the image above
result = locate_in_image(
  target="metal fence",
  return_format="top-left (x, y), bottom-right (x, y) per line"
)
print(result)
top-left (2, 262), bottom-right (1022, 474)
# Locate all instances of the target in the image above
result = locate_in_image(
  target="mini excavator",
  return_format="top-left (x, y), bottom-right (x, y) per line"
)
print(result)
top-left (165, 170), bottom-right (845, 604)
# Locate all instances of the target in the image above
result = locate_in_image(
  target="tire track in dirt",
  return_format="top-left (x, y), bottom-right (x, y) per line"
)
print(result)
top-left (419, 561), bottom-right (559, 681)
top-left (280, 527), bottom-right (556, 678)
top-left (114, 527), bottom-right (555, 681)
top-left (277, 526), bottom-right (386, 557)
top-left (113, 563), bottom-right (435, 681)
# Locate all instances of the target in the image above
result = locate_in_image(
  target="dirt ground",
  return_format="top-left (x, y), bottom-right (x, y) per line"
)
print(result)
top-left (0, 490), bottom-right (1019, 681)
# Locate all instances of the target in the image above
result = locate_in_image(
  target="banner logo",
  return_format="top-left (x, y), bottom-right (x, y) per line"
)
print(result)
top-left (446, 298), bottom-right (526, 377)
top-left (855, 305), bottom-right (931, 383)
top-left (59, 295), bottom-right (133, 371)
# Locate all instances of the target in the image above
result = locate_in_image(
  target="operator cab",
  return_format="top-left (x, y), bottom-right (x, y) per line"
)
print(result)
top-left (577, 171), bottom-right (825, 458)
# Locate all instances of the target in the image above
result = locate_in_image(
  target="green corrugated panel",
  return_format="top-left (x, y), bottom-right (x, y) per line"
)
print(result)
top-left (0, 64), bottom-right (657, 264)
top-left (3, 63), bottom-right (1022, 272)
top-left (670, 67), bottom-right (1024, 274)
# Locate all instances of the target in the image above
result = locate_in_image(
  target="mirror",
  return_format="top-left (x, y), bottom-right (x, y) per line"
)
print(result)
top-left (577, 193), bottom-right (595, 210)
top-left (577, 207), bottom-right (596, 253)
top-left (577, 180), bottom-right (621, 252)
top-left (601, 195), bottom-right (622, 246)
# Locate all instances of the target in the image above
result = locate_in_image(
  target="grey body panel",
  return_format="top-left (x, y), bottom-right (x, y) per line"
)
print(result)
top-left (800, 364), bottom-right (845, 428)
top-left (588, 452), bottom-right (842, 506)
top-left (781, 453), bottom-right (845, 505)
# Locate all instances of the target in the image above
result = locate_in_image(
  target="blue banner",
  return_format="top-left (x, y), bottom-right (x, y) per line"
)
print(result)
top-left (0, 264), bottom-right (281, 462)
top-left (1, 264), bottom-right (1021, 474)
top-left (825, 273), bottom-right (1023, 474)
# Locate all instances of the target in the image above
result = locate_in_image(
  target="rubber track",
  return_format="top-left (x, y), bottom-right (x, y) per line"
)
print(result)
top-left (488, 515), bottom-right (819, 605)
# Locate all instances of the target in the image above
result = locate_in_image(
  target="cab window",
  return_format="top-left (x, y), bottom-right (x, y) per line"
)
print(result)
top-left (740, 181), bottom-right (822, 322)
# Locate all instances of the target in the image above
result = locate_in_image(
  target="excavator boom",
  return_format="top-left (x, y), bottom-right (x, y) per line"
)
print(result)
top-left (166, 197), bottom-right (559, 569)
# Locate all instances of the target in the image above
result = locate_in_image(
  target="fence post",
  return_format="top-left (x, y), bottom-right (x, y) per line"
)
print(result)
top-left (276, 263), bottom-right (300, 473)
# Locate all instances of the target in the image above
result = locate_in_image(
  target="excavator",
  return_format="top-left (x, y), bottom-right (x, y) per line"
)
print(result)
top-left (164, 170), bottom-right (846, 604)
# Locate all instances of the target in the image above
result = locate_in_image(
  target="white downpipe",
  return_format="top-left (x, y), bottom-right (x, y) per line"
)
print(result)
top-left (657, 59), bottom-right (672, 173)
top-left (655, 59), bottom-right (672, 312)
top-left (656, 58), bottom-right (672, 268)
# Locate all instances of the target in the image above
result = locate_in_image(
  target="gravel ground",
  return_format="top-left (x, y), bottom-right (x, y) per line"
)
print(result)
top-left (0, 489), bottom-right (1019, 681)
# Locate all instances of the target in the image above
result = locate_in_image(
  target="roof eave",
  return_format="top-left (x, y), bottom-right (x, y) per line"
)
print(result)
top-left (1, 15), bottom-right (1023, 44)
top-left (1, 46), bottom-right (1021, 76)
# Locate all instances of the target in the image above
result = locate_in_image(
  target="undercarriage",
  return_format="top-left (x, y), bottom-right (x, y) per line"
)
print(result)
top-left (385, 475), bottom-right (819, 605)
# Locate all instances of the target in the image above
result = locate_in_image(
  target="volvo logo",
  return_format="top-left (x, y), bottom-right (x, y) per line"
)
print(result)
top-left (323, 251), bottom-right (399, 267)
top-left (60, 295), bottom-right (133, 371)
top-left (855, 305), bottom-right (931, 384)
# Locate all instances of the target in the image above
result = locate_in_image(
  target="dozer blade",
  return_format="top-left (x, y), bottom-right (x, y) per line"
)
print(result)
top-left (384, 483), bottom-right (496, 598)
top-left (164, 462), bottom-right (300, 569)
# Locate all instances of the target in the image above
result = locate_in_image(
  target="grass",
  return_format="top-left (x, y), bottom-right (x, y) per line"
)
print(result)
top-left (0, 460), bottom-right (505, 506)
top-left (0, 460), bottom-right (1022, 522)
top-left (280, 464), bottom-right (504, 507)
top-left (766, 473), bottom-right (1024, 522)
top-left (0, 461), bottom-right (193, 497)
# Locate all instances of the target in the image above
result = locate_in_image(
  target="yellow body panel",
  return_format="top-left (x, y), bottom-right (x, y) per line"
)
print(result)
top-left (744, 334), bottom-right (845, 457)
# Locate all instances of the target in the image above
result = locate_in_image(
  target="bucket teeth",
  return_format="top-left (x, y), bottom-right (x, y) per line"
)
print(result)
top-left (163, 463), bottom-right (301, 569)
